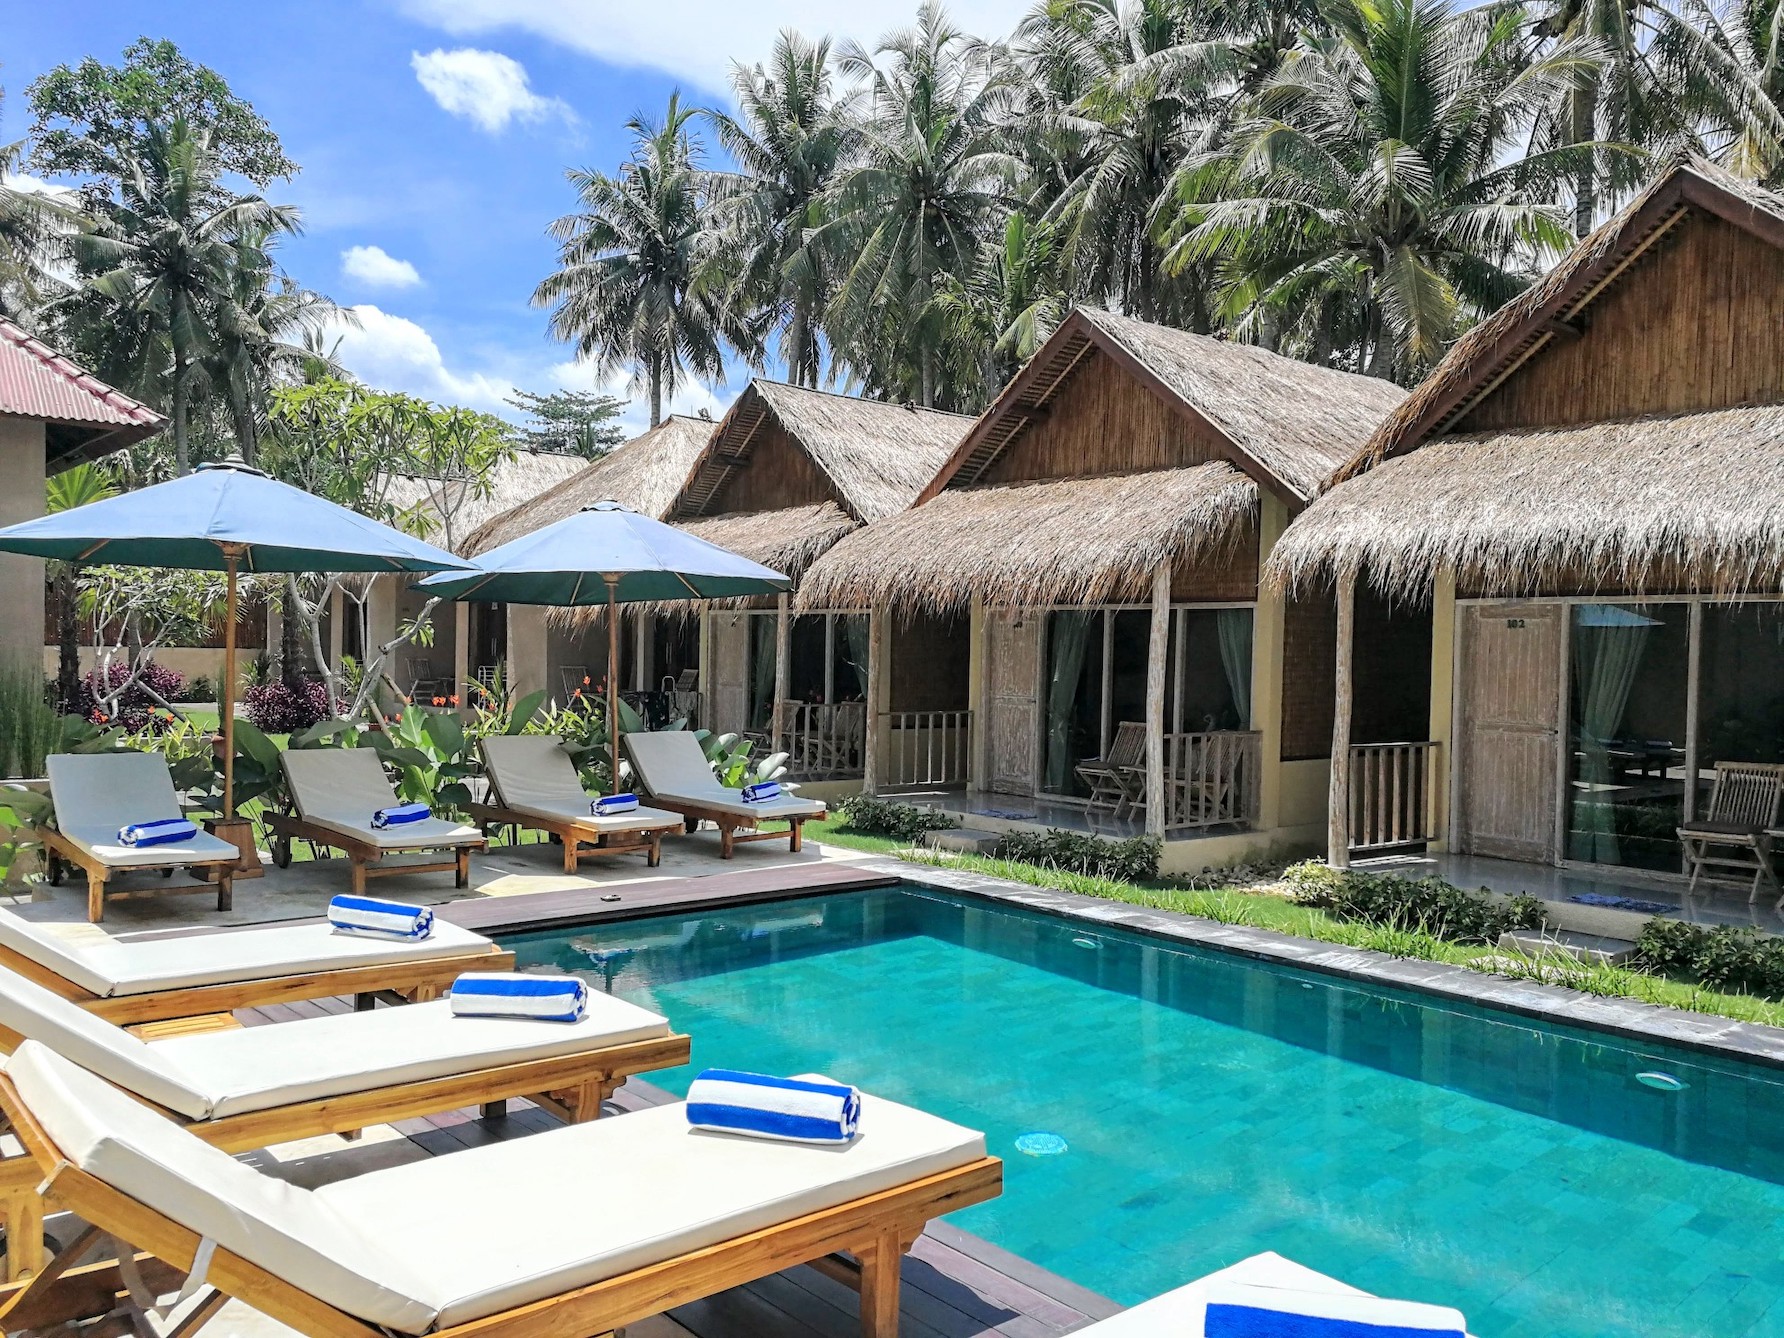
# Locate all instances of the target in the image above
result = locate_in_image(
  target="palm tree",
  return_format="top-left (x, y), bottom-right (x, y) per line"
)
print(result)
top-left (704, 32), bottom-right (847, 388)
top-left (1677, 0), bottom-right (1784, 184)
top-left (0, 139), bottom-right (73, 326)
top-left (69, 119), bottom-right (299, 473)
top-left (816, 2), bottom-right (1020, 407)
top-left (1164, 0), bottom-right (1592, 380)
top-left (535, 95), bottom-right (736, 427)
top-left (45, 463), bottom-right (119, 713)
top-left (1528, 0), bottom-right (1744, 230)
top-left (935, 210), bottom-right (1069, 405)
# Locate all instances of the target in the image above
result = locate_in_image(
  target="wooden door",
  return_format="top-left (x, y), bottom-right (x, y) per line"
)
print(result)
top-left (986, 611), bottom-right (1041, 794)
top-left (710, 614), bottom-right (750, 738)
top-left (1455, 603), bottom-right (1561, 861)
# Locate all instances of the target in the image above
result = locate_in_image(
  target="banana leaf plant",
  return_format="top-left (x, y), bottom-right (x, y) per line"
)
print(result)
top-left (364, 707), bottom-right (478, 814)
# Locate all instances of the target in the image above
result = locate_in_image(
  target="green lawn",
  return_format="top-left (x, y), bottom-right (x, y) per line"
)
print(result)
top-left (811, 819), bottom-right (1784, 1030)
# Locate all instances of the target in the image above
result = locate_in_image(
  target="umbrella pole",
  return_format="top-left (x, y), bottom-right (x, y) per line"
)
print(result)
top-left (606, 576), bottom-right (621, 798)
top-left (222, 554), bottom-right (239, 819)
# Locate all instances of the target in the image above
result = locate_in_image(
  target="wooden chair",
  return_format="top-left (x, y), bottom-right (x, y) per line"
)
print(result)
top-left (403, 656), bottom-right (442, 703)
top-left (558, 663), bottom-right (588, 701)
top-left (0, 967), bottom-right (691, 1279)
top-left (1076, 721), bottom-right (1147, 816)
top-left (467, 735), bottom-right (683, 871)
top-left (0, 1043), bottom-right (1001, 1338)
top-left (1677, 761), bottom-right (1784, 901)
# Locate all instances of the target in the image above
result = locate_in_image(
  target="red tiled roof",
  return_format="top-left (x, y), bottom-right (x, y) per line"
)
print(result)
top-left (0, 319), bottom-right (165, 437)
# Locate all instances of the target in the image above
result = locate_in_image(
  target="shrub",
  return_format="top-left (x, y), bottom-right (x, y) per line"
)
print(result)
top-left (1283, 862), bottom-right (1545, 945)
top-left (173, 674), bottom-right (214, 704)
top-left (995, 828), bottom-right (1162, 882)
top-left (1636, 920), bottom-right (1784, 997)
top-left (77, 661), bottom-right (185, 732)
top-left (244, 678), bottom-right (332, 734)
top-left (836, 795), bottom-right (958, 844)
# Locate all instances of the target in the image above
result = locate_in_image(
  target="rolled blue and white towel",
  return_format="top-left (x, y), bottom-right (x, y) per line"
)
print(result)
top-left (116, 818), bottom-right (199, 848)
top-left (593, 792), bottom-right (639, 816)
top-left (740, 781), bottom-right (782, 804)
top-left (328, 895), bottom-right (435, 941)
top-left (371, 802), bottom-right (431, 830)
top-left (1202, 1282), bottom-right (1467, 1338)
top-left (449, 971), bottom-right (588, 1022)
top-left (685, 1069), bottom-right (861, 1145)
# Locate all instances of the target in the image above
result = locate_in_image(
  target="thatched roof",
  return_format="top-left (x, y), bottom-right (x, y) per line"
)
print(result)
top-left (1266, 404), bottom-right (1784, 600)
top-left (1345, 158), bottom-right (1784, 481)
top-left (921, 308), bottom-right (1406, 507)
top-left (465, 415), bottom-right (714, 555)
top-left (677, 503), bottom-right (858, 583)
top-left (385, 449), bottom-right (587, 555)
top-left (798, 464), bottom-right (1258, 613)
top-left (674, 380), bottom-right (972, 523)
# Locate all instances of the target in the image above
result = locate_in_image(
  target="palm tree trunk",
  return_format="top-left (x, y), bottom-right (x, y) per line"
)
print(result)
top-left (172, 352), bottom-right (191, 476)
top-left (649, 351), bottom-right (663, 428)
top-left (1570, 81), bottom-right (1597, 237)
top-left (920, 343), bottom-right (935, 409)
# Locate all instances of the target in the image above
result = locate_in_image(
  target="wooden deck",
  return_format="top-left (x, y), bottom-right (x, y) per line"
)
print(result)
top-left (239, 989), bottom-right (1119, 1338)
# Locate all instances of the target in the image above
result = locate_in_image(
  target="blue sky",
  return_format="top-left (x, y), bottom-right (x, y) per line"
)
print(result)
top-left (2, 0), bottom-right (1028, 433)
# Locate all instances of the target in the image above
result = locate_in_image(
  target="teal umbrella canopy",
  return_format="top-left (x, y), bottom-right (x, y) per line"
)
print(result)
top-left (416, 500), bottom-right (791, 604)
top-left (0, 457), bottom-right (469, 573)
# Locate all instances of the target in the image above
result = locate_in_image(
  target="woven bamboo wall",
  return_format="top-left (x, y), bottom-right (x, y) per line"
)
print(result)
top-left (1280, 591), bottom-right (1336, 761)
top-left (702, 418), bottom-right (837, 515)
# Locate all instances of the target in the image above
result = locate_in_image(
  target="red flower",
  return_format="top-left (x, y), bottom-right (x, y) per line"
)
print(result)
top-left (447, 694), bottom-right (460, 707)
top-left (432, 696), bottom-right (445, 707)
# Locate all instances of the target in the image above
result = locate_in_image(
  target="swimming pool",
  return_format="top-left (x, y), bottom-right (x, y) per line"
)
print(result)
top-left (503, 883), bottom-right (1784, 1337)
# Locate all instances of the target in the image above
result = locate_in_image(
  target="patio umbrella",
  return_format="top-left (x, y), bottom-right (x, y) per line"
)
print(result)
top-left (0, 457), bottom-right (470, 816)
top-left (417, 499), bottom-right (790, 793)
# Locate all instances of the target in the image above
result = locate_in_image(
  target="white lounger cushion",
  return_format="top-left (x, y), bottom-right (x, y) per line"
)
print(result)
top-left (10, 1042), bottom-right (985, 1333)
top-left (7, 1042), bottom-right (440, 1334)
top-left (480, 735), bottom-right (680, 832)
top-left (624, 732), bottom-right (825, 820)
top-left (281, 749), bottom-right (483, 850)
top-left (1078, 1252), bottom-right (1373, 1336)
top-left (158, 993), bottom-right (671, 1119)
top-left (47, 752), bottom-right (240, 868)
top-left (0, 960), bottom-right (672, 1121)
top-left (0, 906), bottom-right (494, 997)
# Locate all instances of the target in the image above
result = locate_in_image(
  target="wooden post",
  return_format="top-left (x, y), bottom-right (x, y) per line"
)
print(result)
top-left (452, 602), bottom-right (470, 713)
top-left (222, 552), bottom-right (239, 819)
top-left (635, 610), bottom-right (651, 691)
top-left (1145, 565), bottom-right (1171, 838)
top-left (863, 607), bottom-right (884, 795)
top-left (605, 576), bottom-right (622, 798)
top-left (772, 594), bottom-right (791, 756)
top-left (1327, 568), bottom-right (1357, 868)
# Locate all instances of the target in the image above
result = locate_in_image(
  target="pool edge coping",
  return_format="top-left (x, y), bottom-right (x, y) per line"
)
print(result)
top-left (862, 856), bottom-right (1784, 1074)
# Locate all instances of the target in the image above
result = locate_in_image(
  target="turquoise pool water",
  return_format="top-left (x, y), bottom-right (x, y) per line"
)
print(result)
top-left (503, 885), bottom-right (1784, 1337)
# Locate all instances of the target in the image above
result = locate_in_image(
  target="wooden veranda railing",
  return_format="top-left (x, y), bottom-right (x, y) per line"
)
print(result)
top-left (879, 711), bottom-right (973, 789)
top-left (1154, 731), bottom-right (1262, 833)
top-left (777, 701), bottom-right (866, 779)
top-left (1346, 742), bottom-right (1443, 852)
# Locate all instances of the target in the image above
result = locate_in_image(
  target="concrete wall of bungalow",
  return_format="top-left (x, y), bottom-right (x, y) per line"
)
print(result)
top-left (0, 419), bottom-right (46, 671)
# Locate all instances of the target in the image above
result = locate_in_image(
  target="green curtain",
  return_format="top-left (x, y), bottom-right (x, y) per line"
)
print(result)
top-left (748, 614), bottom-right (776, 731)
top-left (1569, 606), bottom-right (1653, 864)
top-left (1217, 609), bottom-right (1254, 729)
top-left (1043, 611), bottom-right (1096, 793)
top-left (841, 614), bottom-right (871, 699)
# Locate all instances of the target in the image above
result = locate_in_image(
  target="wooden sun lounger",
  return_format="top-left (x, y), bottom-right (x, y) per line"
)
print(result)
top-left (0, 1045), bottom-right (1002, 1338)
top-left (624, 731), bottom-right (826, 859)
top-left (468, 735), bottom-right (683, 872)
top-left (0, 908), bottom-right (514, 1025)
top-left (0, 971), bottom-right (691, 1280)
top-left (37, 753), bottom-right (241, 922)
top-left (268, 749), bottom-right (488, 894)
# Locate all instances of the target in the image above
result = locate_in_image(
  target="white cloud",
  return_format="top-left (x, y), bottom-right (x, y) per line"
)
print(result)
top-left (547, 356), bottom-right (726, 433)
top-left (410, 47), bottom-right (573, 133)
top-left (328, 305), bottom-right (515, 412)
top-left (0, 171), bottom-right (72, 200)
top-left (399, 0), bottom-right (1032, 94)
top-left (340, 244), bottom-right (423, 289)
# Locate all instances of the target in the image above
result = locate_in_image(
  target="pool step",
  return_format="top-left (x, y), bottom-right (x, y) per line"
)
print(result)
top-left (1497, 928), bottom-right (1638, 966)
top-left (921, 827), bottom-right (1003, 856)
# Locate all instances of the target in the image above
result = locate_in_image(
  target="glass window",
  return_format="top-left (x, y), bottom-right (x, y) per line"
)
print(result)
top-left (1173, 609), bottom-right (1252, 733)
top-left (1566, 603), bottom-right (1689, 871)
top-left (1695, 603), bottom-right (1784, 813)
top-left (1042, 610), bottom-right (1101, 796)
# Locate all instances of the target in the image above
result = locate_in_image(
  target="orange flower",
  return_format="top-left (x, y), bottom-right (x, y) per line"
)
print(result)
top-left (447, 694), bottom-right (460, 707)
top-left (581, 675), bottom-right (591, 686)
top-left (431, 696), bottom-right (445, 707)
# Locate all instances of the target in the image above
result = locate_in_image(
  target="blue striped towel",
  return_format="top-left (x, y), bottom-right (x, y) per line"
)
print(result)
top-left (117, 818), bottom-right (199, 848)
top-left (740, 782), bottom-right (782, 804)
top-left (1203, 1282), bottom-right (1467, 1338)
top-left (593, 793), bottom-right (639, 816)
top-left (328, 895), bottom-right (435, 941)
top-left (371, 802), bottom-right (431, 829)
top-left (685, 1069), bottom-right (861, 1144)
top-left (449, 972), bottom-right (588, 1022)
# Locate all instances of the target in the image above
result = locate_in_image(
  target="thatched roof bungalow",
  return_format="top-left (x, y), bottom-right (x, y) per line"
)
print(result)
top-left (1265, 159), bottom-right (1784, 876)
top-left (798, 308), bottom-right (1406, 869)
top-left (663, 380), bottom-right (973, 766)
